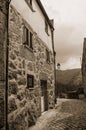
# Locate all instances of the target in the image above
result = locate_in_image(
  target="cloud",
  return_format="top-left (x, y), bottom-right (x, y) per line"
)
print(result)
top-left (54, 24), bottom-right (83, 69)
top-left (60, 57), bottom-right (82, 70)
top-left (41, 0), bottom-right (86, 69)
top-left (41, 0), bottom-right (86, 70)
top-left (42, 5), bottom-right (61, 23)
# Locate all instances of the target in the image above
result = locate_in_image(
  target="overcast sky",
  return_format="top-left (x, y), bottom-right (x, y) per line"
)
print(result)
top-left (41, 0), bottom-right (86, 70)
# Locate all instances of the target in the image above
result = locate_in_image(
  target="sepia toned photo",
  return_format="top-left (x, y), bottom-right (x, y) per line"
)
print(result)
top-left (0, 0), bottom-right (86, 130)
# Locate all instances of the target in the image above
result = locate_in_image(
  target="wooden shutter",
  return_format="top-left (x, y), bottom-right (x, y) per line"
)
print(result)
top-left (23, 26), bottom-right (28, 45)
top-left (30, 32), bottom-right (33, 49)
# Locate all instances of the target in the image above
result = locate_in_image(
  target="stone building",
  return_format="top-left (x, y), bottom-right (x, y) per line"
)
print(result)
top-left (82, 38), bottom-right (86, 95)
top-left (0, 1), bottom-right (9, 129)
top-left (7, 0), bottom-right (55, 129)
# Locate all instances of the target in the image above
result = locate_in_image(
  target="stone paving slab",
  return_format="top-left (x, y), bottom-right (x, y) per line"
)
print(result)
top-left (28, 109), bottom-right (59, 130)
top-left (27, 99), bottom-right (86, 130)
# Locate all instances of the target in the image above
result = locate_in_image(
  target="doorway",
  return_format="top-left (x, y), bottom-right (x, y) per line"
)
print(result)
top-left (41, 80), bottom-right (48, 113)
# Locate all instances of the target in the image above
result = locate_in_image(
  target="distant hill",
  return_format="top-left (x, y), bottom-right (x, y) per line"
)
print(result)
top-left (56, 69), bottom-right (82, 96)
top-left (56, 68), bottom-right (82, 86)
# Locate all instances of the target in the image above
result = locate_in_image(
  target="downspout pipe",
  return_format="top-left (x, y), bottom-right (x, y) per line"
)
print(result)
top-left (52, 34), bottom-right (56, 104)
top-left (50, 20), bottom-right (57, 104)
top-left (6, 0), bottom-right (11, 129)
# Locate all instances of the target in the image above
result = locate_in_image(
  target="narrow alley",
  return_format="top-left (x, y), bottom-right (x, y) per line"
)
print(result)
top-left (0, 1), bottom-right (86, 130)
top-left (29, 99), bottom-right (86, 130)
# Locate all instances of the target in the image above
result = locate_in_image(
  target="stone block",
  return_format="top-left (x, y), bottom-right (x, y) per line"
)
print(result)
top-left (14, 49), bottom-right (19, 56)
top-left (9, 60), bottom-right (16, 70)
top-left (8, 109), bottom-right (27, 130)
top-left (17, 69), bottom-right (22, 75)
top-left (20, 45), bottom-right (35, 61)
top-left (0, 1), bottom-right (7, 11)
top-left (8, 103), bottom-right (37, 130)
top-left (28, 113), bottom-right (37, 127)
top-left (9, 80), bottom-right (18, 95)
top-left (17, 90), bottom-right (25, 101)
top-left (9, 70), bottom-right (17, 80)
top-left (19, 99), bottom-right (27, 108)
top-left (27, 62), bottom-right (34, 71)
top-left (0, 96), bottom-right (5, 128)
top-left (27, 103), bottom-right (37, 127)
top-left (8, 96), bottom-right (17, 114)
top-left (17, 76), bottom-right (26, 86)
top-left (10, 52), bottom-right (16, 60)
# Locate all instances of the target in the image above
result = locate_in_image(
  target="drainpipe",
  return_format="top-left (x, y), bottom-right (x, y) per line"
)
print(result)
top-left (50, 20), bottom-right (56, 104)
top-left (5, 0), bottom-right (11, 129)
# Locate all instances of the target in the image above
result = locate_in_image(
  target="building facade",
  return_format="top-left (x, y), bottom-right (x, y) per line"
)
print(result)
top-left (8, 0), bottom-right (55, 129)
top-left (0, 1), bottom-right (9, 129)
top-left (82, 38), bottom-right (86, 95)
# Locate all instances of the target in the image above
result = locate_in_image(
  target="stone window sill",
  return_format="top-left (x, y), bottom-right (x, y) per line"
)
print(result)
top-left (29, 88), bottom-right (34, 90)
top-left (26, 87), bottom-right (34, 90)
top-left (24, 45), bottom-right (33, 53)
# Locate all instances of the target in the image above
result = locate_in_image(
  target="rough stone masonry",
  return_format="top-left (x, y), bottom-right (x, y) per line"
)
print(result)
top-left (7, 5), bottom-right (55, 130)
top-left (82, 38), bottom-right (86, 96)
top-left (0, 1), bottom-right (8, 129)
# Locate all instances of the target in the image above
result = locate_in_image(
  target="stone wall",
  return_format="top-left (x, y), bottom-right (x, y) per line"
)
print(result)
top-left (82, 38), bottom-right (86, 95)
top-left (0, 1), bottom-right (8, 129)
top-left (8, 5), bottom-right (55, 130)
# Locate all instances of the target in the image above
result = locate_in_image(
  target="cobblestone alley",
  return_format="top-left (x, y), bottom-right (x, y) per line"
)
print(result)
top-left (28, 99), bottom-right (86, 130)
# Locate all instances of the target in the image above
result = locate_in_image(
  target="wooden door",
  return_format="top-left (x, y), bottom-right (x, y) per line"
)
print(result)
top-left (41, 80), bottom-right (48, 112)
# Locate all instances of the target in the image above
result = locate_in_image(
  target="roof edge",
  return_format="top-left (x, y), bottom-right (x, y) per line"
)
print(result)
top-left (36, 0), bottom-right (54, 30)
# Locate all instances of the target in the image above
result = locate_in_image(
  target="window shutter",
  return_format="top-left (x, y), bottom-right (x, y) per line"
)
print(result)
top-left (26, 28), bottom-right (29, 45)
top-left (23, 26), bottom-right (26, 45)
top-left (46, 49), bottom-right (50, 63)
top-left (23, 26), bottom-right (29, 46)
top-left (28, 0), bottom-right (32, 4)
top-left (30, 0), bottom-right (32, 5)
top-left (45, 20), bottom-right (48, 34)
top-left (30, 32), bottom-right (33, 49)
top-left (23, 26), bottom-right (33, 49)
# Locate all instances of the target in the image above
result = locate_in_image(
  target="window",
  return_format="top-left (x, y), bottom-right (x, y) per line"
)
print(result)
top-left (25, 0), bottom-right (35, 12)
top-left (23, 26), bottom-right (33, 49)
top-left (25, 0), bottom-right (32, 6)
top-left (28, 0), bottom-right (32, 5)
top-left (30, 32), bottom-right (33, 49)
top-left (27, 74), bottom-right (34, 89)
top-left (46, 49), bottom-right (50, 63)
top-left (45, 20), bottom-right (49, 35)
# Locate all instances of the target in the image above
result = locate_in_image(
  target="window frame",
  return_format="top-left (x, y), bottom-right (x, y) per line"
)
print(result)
top-left (25, 0), bottom-right (35, 12)
top-left (46, 49), bottom-right (50, 63)
top-left (23, 26), bottom-right (33, 50)
top-left (27, 74), bottom-right (34, 89)
top-left (45, 20), bottom-right (49, 36)
top-left (29, 0), bottom-right (32, 5)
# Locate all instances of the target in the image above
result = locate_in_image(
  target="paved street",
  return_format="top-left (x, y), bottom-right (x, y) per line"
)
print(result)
top-left (28, 99), bottom-right (86, 130)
